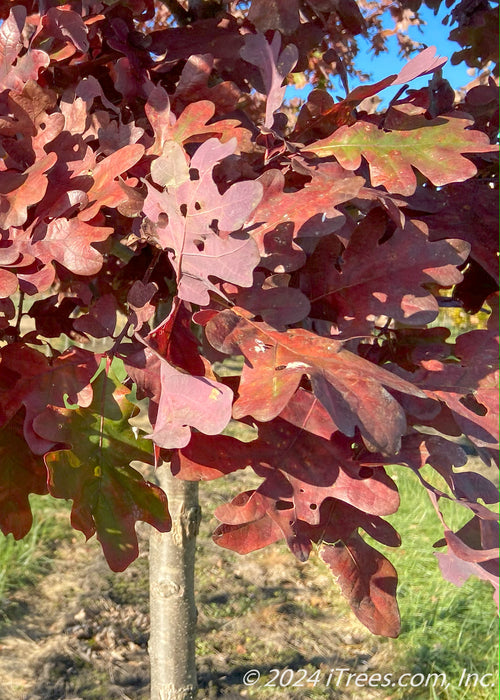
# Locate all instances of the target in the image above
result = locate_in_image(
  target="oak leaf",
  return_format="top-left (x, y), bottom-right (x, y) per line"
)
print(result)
top-left (319, 533), bottom-right (401, 637)
top-left (143, 137), bottom-right (262, 304)
top-left (37, 368), bottom-right (171, 572)
top-left (306, 109), bottom-right (497, 195)
top-left (205, 308), bottom-right (426, 454)
top-left (302, 210), bottom-right (470, 334)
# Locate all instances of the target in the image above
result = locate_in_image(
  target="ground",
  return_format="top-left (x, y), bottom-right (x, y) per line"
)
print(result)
top-left (0, 463), bottom-right (497, 700)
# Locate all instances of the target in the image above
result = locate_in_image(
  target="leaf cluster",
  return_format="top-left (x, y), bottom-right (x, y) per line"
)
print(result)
top-left (0, 0), bottom-right (498, 636)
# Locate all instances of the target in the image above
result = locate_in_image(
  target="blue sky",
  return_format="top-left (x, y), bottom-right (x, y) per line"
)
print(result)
top-left (286, 3), bottom-right (476, 105)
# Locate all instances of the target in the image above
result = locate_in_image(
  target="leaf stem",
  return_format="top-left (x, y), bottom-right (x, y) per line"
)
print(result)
top-left (378, 84), bottom-right (409, 130)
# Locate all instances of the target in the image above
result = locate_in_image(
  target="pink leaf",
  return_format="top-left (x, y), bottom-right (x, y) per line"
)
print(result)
top-left (148, 361), bottom-right (233, 449)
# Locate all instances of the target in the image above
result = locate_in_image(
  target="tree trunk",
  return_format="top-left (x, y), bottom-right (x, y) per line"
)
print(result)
top-left (149, 463), bottom-right (201, 700)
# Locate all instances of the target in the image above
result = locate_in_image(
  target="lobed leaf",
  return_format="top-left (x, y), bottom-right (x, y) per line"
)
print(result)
top-left (319, 533), bottom-right (401, 637)
top-left (0, 411), bottom-right (48, 540)
top-left (37, 368), bottom-right (170, 572)
top-left (305, 110), bottom-right (497, 195)
top-left (247, 163), bottom-right (364, 272)
top-left (205, 308), bottom-right (426, 454)
top-left (143, 137), bottom-right (262, 304)
top-left (302, 209), bottom-right (470, 334)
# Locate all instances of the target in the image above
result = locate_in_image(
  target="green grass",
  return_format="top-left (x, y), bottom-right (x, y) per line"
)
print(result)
top-left (0, 494), bottom-right (71, 619)
top-left (377, 465), bottom-right (499, 699)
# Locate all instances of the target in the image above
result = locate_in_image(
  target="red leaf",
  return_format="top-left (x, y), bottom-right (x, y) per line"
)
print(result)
top-left (213, 487), bottom-right (311, 559)
top-left (0, 411), bottom-right (48, 540)
top-left (146, 87), bottom-right (247, 155)
top-left (0, 6), bottom-right (25, 71)
top-left (148, 360), bottom-right (233, 449)
top-left (434, 518), bottom-right (499, 611)
top-left (247, 163), bottom-right (363, 272)
top-left (149, 17), bottom-right (244, 65)
top-left (79, 143), bottom-right (145, 221)
top-left (127, 280), bottom-right (157, 332)
top-left (435, 549), bottom-right (499, 612)
top-left (175, 420), bottom-right (399, 522)
top-left (235, 272), bottom-right (311, 327)
top-left (412, 180), bottom-right (499, 281)
top-left (416, 328), bottom-right (499, 461)
top-left (278, 388), bottom-right (339, 439)
top-left (393, 46), bottom-right (447, 85)
top-left (172, 54), bottom-right (241, 115)
top-left (292, 79), bottom-right (396, 140)
top-left (320, 533), bottom-right (401, 637)
top-left (213, 506), bottom-right (285, 554)
top-left (206, 308), bottom-right (425, 454)
top-left (0, 268), bottom-right (18, 298)
top-left (240, 32), bottom-right (298, 128)
top-left (302, 210), bottom-right (470, 334)
top-left (0, 6), bottom-right (50, 92)
top-left (144, 299), bottom-right (204, 375)
top-left (74, 294), bottom-right (118, 338)
top-left (0, 152), bottom-right (57, 229)
top-left (143, 137), bottom-right (262, 304)
top-left (10, 346), bottom-right (98, 454)
top-left (35, 7), bottom-right (89, 59)
top-left (32, 218), bottom-right (113, 275)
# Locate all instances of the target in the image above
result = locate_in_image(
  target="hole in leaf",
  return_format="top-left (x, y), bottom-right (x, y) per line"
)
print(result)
top-left (189, 168), bottom-right (200, 180)
top-left (194, 239), bottom-right (205, 252)
top-left (180, 203), bottom-right (188, 217)
top-left (276, 501), bottom-right (293, 511)
top-left (194, 201), bottom-right (202, 211)
top-left (359, 467), bottom-right (374, 479)
top-left (309, 503), bottom-right (317, 510)
top-left (459, 393), bottom-right (487, 416)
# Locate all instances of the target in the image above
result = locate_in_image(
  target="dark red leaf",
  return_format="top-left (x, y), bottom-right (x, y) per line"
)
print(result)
top-left (127, 281), bottom-right (158, 332)
top-left (144, 299), bottom-right (204, 375)
top-left (0, 411), bottom-right (48, 540)
top-left (320, 533), bottom-right (401, 637)
top-left (235, 272), bottom-right (310, 327)
top-left (240, 32), bottom-right (298, 128)
top-left (302, 209), bottom-right (470, 334)
top-left (248, 0), bottom-right (300, 35)
top-left (74, 294), bottom-right (118, 339)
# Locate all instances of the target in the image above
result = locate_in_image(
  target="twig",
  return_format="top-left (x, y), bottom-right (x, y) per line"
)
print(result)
top-left (14, 290), bottom-right (24, 336)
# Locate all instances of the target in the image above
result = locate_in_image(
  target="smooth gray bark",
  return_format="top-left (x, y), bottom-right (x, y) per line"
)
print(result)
top-left (149, 464), bottom-right (201, 700)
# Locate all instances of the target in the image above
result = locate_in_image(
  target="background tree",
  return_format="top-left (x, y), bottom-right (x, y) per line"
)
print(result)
top-left (0, 1), bottom-right (498, 699)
